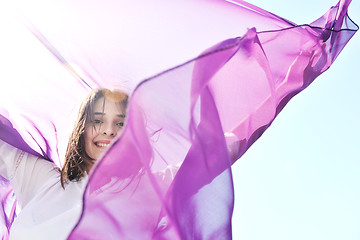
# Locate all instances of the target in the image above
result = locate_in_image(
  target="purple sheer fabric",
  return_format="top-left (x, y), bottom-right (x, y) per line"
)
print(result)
top-left (0, 0), bottom-right (358, 239)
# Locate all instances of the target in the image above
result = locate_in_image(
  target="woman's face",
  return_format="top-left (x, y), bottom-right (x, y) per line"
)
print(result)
top-left (84, 96), bottom-right (126, 161)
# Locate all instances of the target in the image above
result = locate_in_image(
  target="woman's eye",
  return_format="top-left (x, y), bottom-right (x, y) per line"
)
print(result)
top-left (116, 122), bottom-right (124, 127)
top-left (93, 119), bottom-right (102, 124)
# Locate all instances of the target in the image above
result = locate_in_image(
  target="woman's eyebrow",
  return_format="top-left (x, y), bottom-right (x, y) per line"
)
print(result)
top-left (94, 112), bottom-right (125, 118)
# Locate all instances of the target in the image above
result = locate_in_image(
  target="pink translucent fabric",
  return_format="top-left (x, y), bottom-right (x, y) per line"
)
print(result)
top-left (0, 0), bottom-right (358, 239)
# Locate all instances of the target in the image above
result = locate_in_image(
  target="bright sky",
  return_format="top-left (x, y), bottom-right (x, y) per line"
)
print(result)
top-left (232, 0), bottom-right (360, 239)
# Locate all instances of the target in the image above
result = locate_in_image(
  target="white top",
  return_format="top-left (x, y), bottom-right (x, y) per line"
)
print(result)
top-left (0, 139), bottom-right (86, 240)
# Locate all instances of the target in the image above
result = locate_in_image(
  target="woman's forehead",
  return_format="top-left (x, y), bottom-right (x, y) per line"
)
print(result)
top-left (93, 97), bottom-right (125, 115)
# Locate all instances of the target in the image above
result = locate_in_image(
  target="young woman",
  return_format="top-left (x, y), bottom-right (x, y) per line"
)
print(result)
top-left (0, 88), bottom-right (128, 240)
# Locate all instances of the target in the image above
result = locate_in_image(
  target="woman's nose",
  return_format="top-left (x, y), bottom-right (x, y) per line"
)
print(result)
top-left (101, 123), bottom-right (117, 137)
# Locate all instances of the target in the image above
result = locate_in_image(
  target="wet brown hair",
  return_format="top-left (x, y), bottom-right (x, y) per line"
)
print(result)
top-left (60, 88), bottom-right (128, 188)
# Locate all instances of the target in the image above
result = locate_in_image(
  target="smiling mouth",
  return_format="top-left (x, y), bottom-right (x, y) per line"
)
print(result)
top-left (95, 142), bottom-right (110, 148)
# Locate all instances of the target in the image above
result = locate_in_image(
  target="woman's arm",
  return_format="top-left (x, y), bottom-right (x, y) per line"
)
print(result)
top-left (225, 132), bottom-right (242, 165)
top-left (0, 138), bottom-right (24, 181)
top-left (0, 139), bottom-right (59, 209)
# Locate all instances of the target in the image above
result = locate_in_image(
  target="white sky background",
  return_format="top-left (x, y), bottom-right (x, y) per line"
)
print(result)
top-left (232, 0), bottom-right (360, 239)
